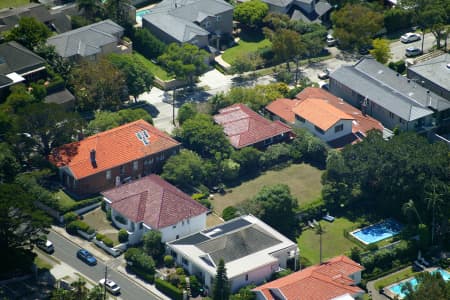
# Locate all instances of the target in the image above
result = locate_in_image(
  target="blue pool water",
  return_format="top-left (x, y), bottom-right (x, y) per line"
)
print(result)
top-left (350, 219), bottom-right (402, 244)
top-left (136, 9), bottom-right (151, 23)
top-left (388, 269), bottom-right (450, 299)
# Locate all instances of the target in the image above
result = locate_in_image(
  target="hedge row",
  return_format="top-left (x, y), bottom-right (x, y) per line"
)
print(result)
top-left (59, 196), bottom-right (102, 213)
top-left (66, 220), bottom-right (94, 235)
top-left (96, 233), bottom-right (114, 248)
top-left (155, 278), bottom-right (183, 300)
top-left (129, 265), bottom-right (154, 284)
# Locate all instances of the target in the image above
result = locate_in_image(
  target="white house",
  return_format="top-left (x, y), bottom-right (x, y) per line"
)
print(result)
top-left (166, 215), bottom-right (299, 293)
top-left (102, 174), bottom-right (208, 244)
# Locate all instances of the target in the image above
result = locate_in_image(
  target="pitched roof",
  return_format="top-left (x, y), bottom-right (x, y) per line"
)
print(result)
top-left (0, 3), bottom-right (53, 33)
top-left (102, 174), bottom-right (208, 229)
top-left (296, 87), bottom-right (383, 135)
top-left (253, 255), bottom-right (364, 300)
top-left (47, 19), bottom-right (123, 58)
top-left (0, 41), bottom-right (46, 76)
top-left (48, 120), bottom-right (180, 180)
top-left (265, 98), bottom-right (300, 123)
top-left (293, 98), bottom-right (354, 131)
top-left (214, 103), bottom-right (292, 148)
top-left (330, 57), bottom-right (449, 121)
top-left (408, 53), bottom-right (450, 94)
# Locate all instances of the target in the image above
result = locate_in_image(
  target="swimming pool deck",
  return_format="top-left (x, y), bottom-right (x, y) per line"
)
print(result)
top-left (135, 3), bottom-right (157, 26)
top-left (349, 219), bottom-right (402, 245)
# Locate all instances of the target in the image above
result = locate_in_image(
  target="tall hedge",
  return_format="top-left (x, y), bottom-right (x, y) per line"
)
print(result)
top-left (155, 278), bottom-right (183, 300)
top-left (132, 28), bottom-right (166, 60)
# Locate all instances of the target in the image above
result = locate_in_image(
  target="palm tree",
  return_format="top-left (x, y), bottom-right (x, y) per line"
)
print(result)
top-left (402, 199), bottom-right (423, 225)
top-left (316, 222), bottom-right (325, 264)
top-left (71, 278), bottom-right (88, 300)
top-left (425, 183), bottom-right (445, 245)
top-left (88, 285), bottom-right (104, 300)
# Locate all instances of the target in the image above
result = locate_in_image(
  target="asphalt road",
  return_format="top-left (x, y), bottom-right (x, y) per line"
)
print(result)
top-left (48, 231), bottom-right (160, 300)
top-left (390, 32), bottom-right (436, 61)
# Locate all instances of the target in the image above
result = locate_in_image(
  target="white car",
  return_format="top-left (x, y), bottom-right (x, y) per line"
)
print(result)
top-left (400, 32), bottom-right (421, 43)
top-left (326, 34), bottom-right (338, 47)
top-left (405, 47), bottom-right (422, 57)
top-left (99, 278), bottom-right (121, 295)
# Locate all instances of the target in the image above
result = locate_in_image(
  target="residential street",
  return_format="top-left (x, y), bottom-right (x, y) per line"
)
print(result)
top-left (48, 231), bottom-right (161, 300)
top-left (389, 32), bottom-right (436, 61)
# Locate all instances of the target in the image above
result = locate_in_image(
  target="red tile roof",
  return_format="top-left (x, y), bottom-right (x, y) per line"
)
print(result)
top-left (101, 174), bottom-right (208, 229)
top-left (296, 88), bottom-right (383, 136)
top-left (266, 98), bottom-right (300, 123)
top-left (48, 120), bottom-right (180, 180)
top-left (253, 255), bottom-right (364, 300)
top-left (213, 103), bottom-right (292, 149)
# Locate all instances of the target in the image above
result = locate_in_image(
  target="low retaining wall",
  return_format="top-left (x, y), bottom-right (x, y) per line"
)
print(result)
top-left (93, 238), bottom-right (126, 257)
top-left (77, 230), bottom-right (96, 241)
top-left (72, 202), bottom-right (101, 217)
top-left (154, 77), bottom-right (186, 91)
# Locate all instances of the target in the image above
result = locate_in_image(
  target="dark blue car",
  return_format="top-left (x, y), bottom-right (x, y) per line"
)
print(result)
top-left (77, 248), bottom-right (97, 265)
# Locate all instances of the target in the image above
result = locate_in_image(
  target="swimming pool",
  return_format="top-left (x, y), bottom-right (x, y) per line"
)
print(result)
top-left (136, 9), bottom-right (151, 23)
top-left (388, 269), bottom-right (450, 299)
top-left (350, 219), bottom-right (402, 245)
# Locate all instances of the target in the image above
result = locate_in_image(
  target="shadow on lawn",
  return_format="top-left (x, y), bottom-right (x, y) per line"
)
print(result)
top-left (238, 29), bottom-right (266, 43)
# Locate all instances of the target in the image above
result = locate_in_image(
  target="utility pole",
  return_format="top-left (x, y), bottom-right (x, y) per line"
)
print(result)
top-left (103, 266), bottom-right (107, 300)
top-left (172, 88), bottom-right (176, 125)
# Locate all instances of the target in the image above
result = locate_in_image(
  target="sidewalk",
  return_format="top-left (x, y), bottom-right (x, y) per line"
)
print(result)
top-left (116, 266), bottom-right (170, 300)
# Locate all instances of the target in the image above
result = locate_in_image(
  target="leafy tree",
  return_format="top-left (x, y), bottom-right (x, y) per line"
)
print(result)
top-left (76, 0), bottom-right (103, 21)
top-left (143, 231), bottom-right (164, 259)
top-left (69, 58), bottom-right (126, 111)
top-left (104, 0), bottom-right (132, 27)
top-left (231, 147), bottom-right (262, 175)
top-left (244, 184), bottom-right (298, 237)
top-left (162, 149), bottom-right (206, 189)
top-left (3, 17), bottom-right (51, 50)
top-left (220, 159), bottom-right (240, 182)
top-left (157, 43), bottom-right (209, 86)
top-left (234, 0), bottom-right (269, 28)
top-left (231, 52), bottom-right (262, 75)
top-left (2, 84), bottom-right (37, 113)
top-left (177, 103), bottom-right (197, 125)
top-left (15, 103), bottom-right (82, 156)
top-left (212, 259), bottom-right (230, 300)
top-left (403, 271), bottom-right (450, 300)
top-left (71, 278), bottom-right (88, 300)
top-left (35, 44), bottom-right (73, 81)
top-left (87, 285), bottom-right (104, 300)
top-left (222, 206), bottom-right (238, 221)
top-left (270, 29), bottom-right (304, 71)
top-left (108, 53), bottom-right (154, 101)
top-left (230, 285), bottom-right (256, 300)
top-left (85, 108), bottom-right (152, 135)
top-left (125, 248), bottom-right (156, 273)
top-left (177, 114), bottom-right (233, 159)
top-left (331, 4), bottom-right (384, 50)
top-left (370, 39), bottom-right (392, 64)
top-left (384, 8), bottom-right (413, 33)
top-left (132, 28), bottom-right (166, 60)
top-left (0, 143), bottom-right (21, 183)
top-left (0, 183), bottom-right (51, 252)
top-left (209, 92), bottom-right (234, 114)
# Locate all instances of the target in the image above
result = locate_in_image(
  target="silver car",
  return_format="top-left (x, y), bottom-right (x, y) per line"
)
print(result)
top-left (400, 32), bottom-right (421, 43)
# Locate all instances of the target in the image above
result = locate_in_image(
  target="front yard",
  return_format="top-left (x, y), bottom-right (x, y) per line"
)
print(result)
top-left (53, 190), bottom-right (101, 213)
top-left (210, 163), bottom-right (323, 215)
top-left (222, 30), bottom-right (271, 65)
top-left (297, 217), bottom-right (362, 265)
top-left (133, 52), bottom-right (173, 81)
top-left (82, 208), bottom-right (119, 246)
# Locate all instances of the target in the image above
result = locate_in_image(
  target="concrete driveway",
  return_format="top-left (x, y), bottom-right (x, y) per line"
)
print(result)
top-left (139, 88), bottom-right (177, 134)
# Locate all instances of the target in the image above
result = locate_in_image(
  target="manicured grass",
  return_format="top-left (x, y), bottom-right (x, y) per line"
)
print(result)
top-left (374, 266), bottom-right (418, 290)
top-left (133, 52), bottom-right (173, 81)
top-left (0, 0), bottom-right (28, 9)
top-left (297, 217), bottom-right (361, 265)
top-left (210, 163), bottom-right (323, 215)
top-left (54, 190), bottom-right (77, 212)
top-left (222, 30), bottom-right (271, 65)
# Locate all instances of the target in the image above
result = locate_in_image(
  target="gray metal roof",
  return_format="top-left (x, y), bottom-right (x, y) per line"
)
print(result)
top-left (143, 0), bottom-right (232, 43)
top-left (0, 41), bottom-right (46, 75)
top-left (262, 0), bottom-right (293, 8)
top-left (46, 19), bottom-right (124, 58)
top-left (0, 3), bottom-right (52, 33)
top-left (409, 53), bottom-right (450, 94)
top-left (330, 58), bottom-right (447, 121)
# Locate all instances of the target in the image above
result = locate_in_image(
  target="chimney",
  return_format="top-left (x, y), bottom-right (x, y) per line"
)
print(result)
top-left (90, 149), bottom-right (97, 168)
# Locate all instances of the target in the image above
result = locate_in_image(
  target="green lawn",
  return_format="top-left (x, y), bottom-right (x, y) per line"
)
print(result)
top-left (54, 190), bottom-right (77, 212)
top-left (210, 163), bottom-right (323, 215)
top-left (0, 0), bottom-right (28, 9)
top-left (133, 52), bottom-right (173, 81)
top-left (297, 217), bottom-right (361, 265)
top-left (374, 266), bottom-right (417, 290)
top-left (222, 30), bottom-right (271, 65)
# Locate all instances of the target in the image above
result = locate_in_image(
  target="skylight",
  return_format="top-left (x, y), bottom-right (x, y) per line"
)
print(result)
top-left (136, 130), bottom-right (150, 145)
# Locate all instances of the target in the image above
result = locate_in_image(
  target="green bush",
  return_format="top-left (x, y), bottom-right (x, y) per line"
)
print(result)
top-left (106, 208), bottom-right (112, 221)
top-left (155, 278), bottom-right (183, 300)
top-left (125, 248), bottom-right (155, 274)
top-left (222, 206), bottom-right (238, 221)
top-left (66, 220), bottom-right (93, 235)
top-left (96, 233), bottom-right (114, 247)
top-left (384, 8), bottom-right (413, 33)
top-left (132, 28), bottom-right (166, 60)
top-left (164, 255), bottom-right (174, 267)
top-left (118, 229), bottom-right (129, 243)
top-left (192, 193), bottom-right (207, 201)
top-left (63, 212), bottom-right (78, 223)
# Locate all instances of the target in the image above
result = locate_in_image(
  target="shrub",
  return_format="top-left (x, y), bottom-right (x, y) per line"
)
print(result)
top-left (125, 248), bottom-right (155, 274)
top-left (155, 278), bottom-right (183, 300)
top-left (192, 193), bottom-right (207, 201)
top-left (197, 198), bottom-right (212, 209)
top-left (66, 220), bottom-right (91, 235)
top-left (132, 28), bottom-right (166, 60)
top-left (222, 206), bottom-right (238, 221)
top-left (176, 267), bottom-right (185, 275)
top-left (63, 212), bottom-right (78, 224)
top-left (101, 201), bottom-right (107, 211)
top-left (164, 255), bottom-right (174, 267)
top-left (96, 233), bottom-right (114, 247)
top-left (106, 208), bottom-right (112, 221)
top-left (118, 229), bottom-right (129, 243)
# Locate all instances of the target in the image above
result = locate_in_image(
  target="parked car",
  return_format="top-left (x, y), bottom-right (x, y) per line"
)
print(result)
top-left (400, 32), bottom-right (421, 43)
top-left (36, 239), bottom-right (54, 254)
top-left (318, 69), bottom-right (330, 80)
top-left (358, 44), bottom-right (373, 55)
top-left (405, 47), bottom-right (422, 57)
top-left (326, 34), bottom-right (338, 47)
top-left (99, 278), bottom-right (121, 295)
top-left (77, 248), bottom-right (97, 265)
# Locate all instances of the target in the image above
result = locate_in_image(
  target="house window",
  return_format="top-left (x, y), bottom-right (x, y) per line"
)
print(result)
top-left (182, 257), bottom-right (188, 265)
top-left (120, 165), bottom-right (125, 174)
top-left (245, 274), bottom-right (248, 281)
top-left (206, 21), bottom-right (210, 28)
top-left (264, 137), bottom-right (273, 145)
top-left (106, 170), bottom-right (111, 180)
top-left (172, 225), bottom-right (176, 229)
top-left (314, 126), bottom-right (325, 135)
top-left (133, 161), bottom-right (138, 171)
top-left (295, 115), bottom-right (305, 123)
top-left (217, 16), bottom-right (221, 22)
top-left (389, 112), bottom-right (394, 119)
top-left (334, 124), bottom-right (344, 133)
top-left (160, 153), bottom-right (165, 160)
top-left (182, 220), bottom-right (185, 226)
top-left (176, 235), bottom-right (179, 239)
top-left (139, 223), bottom-right (143, 229)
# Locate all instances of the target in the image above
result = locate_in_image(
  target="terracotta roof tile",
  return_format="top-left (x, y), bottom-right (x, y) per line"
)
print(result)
top-left (48, 120), bottom-right (180, 179)
top-left (265, 98), bottom-right (300, 123)
top-left (101, 174), bottom-right (208, 229)
top-left (213, 103), bottom-right (292, 149)
top-left (253, 255), bottom-right (364, 300)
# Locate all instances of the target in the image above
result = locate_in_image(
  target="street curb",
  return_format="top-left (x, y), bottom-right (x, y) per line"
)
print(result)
top-left (116, 266), bottom-right (169, 300)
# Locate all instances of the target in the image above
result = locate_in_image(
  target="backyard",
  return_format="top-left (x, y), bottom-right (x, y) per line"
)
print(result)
top-left (82, 208), bottom-right (119, 246)
top-left (374, 266), bottom-right (417, 290)
top-left (52, 189), bottom-right (101, 213)
top-left (222, 30), bottom-right (271, 65)
top-left (297, 217), bottom-right (362, 265)
top-left (210, 163), bottom-right (323, 215)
